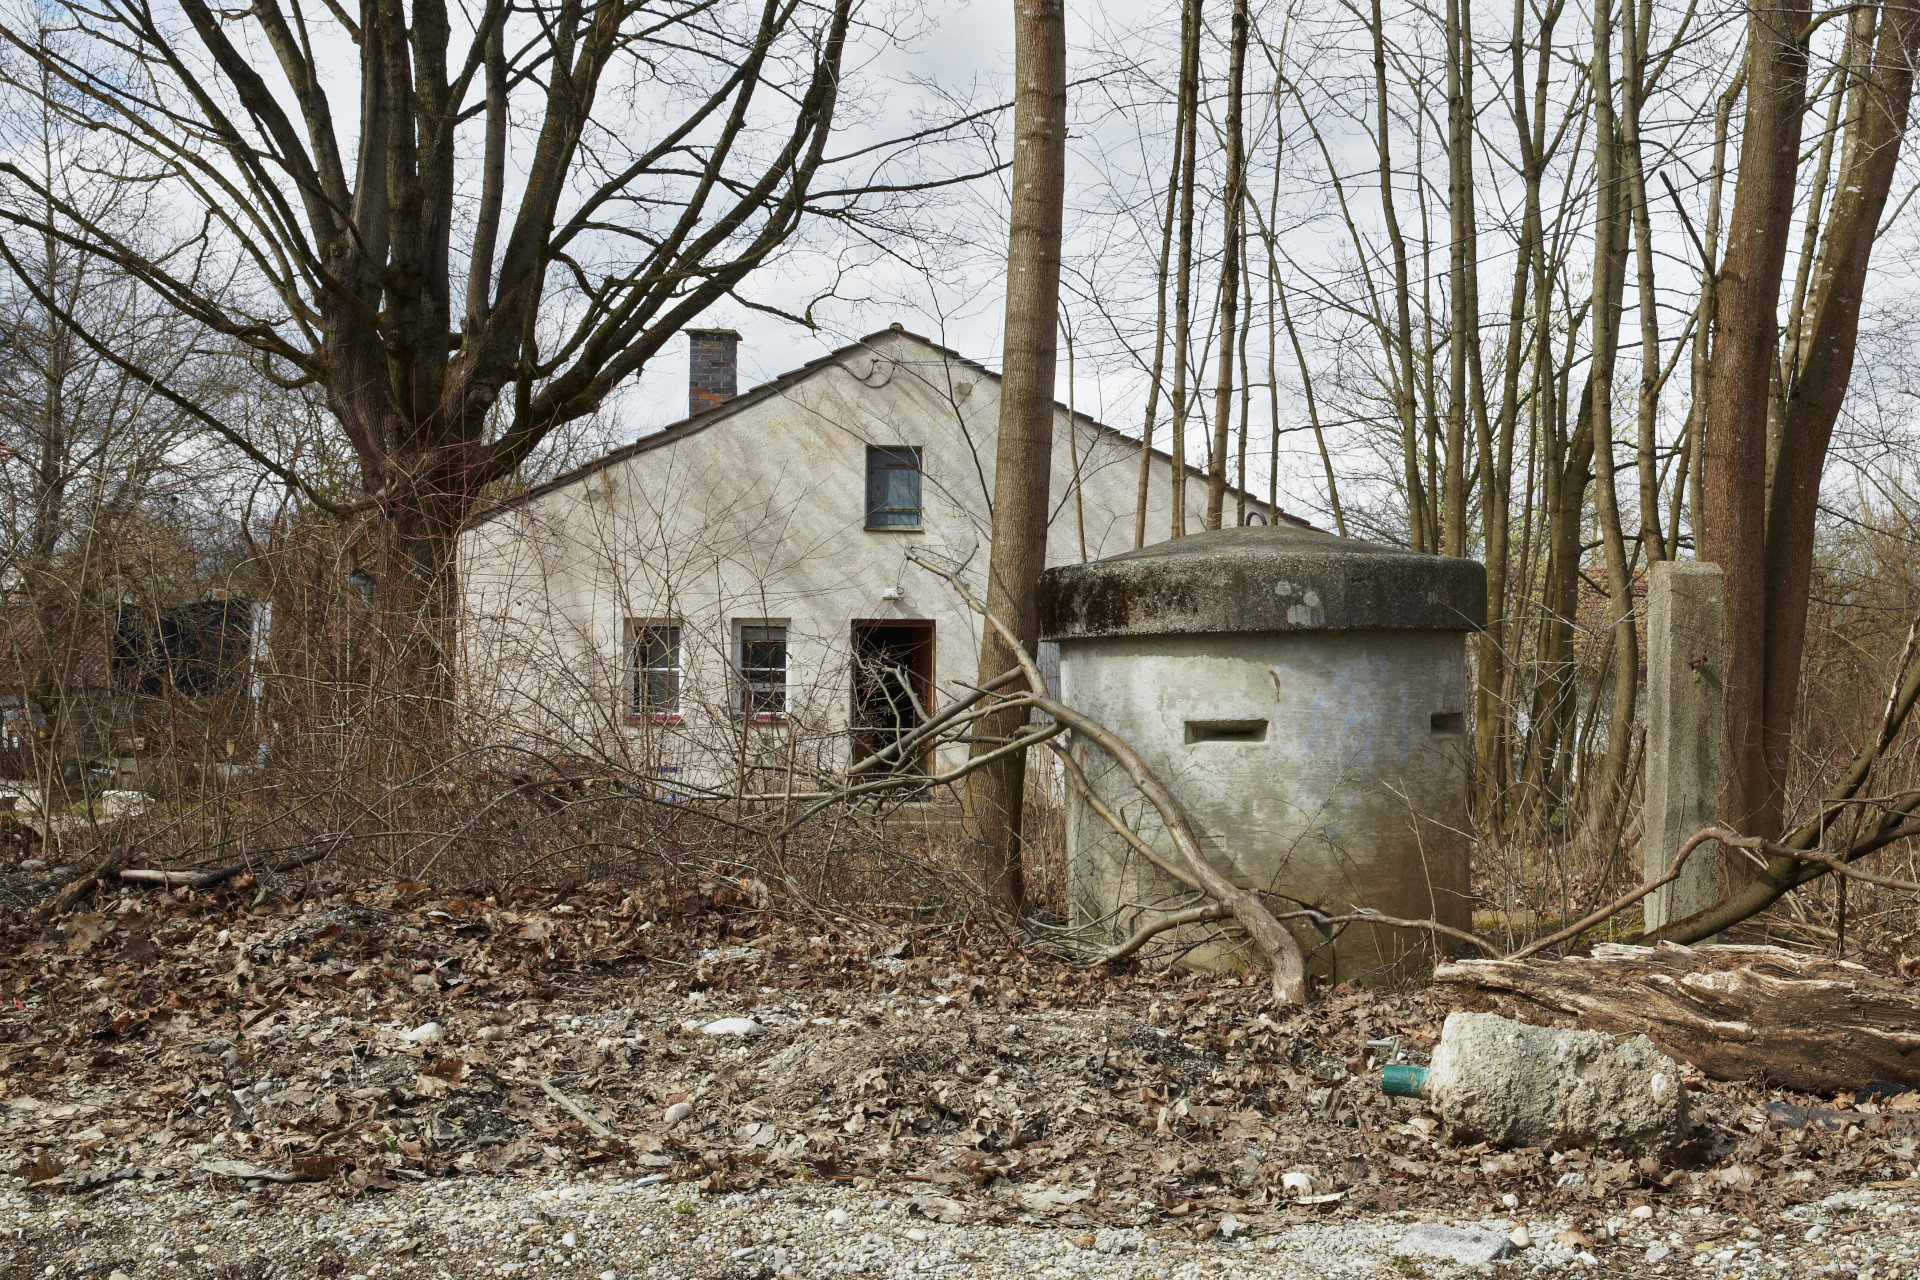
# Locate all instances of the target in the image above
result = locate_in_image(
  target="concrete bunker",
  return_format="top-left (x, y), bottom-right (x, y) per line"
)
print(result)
top-left (1037, 524), bottom-right (1486, 982)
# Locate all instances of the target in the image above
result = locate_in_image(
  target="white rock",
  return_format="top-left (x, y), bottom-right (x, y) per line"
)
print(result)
top-left (100, 790), bottom-right (151, 819)
top-left (1280, 1170), bottom-right (1322, 1195)
top-left (1393, 1225), bottom-right (1516, 1265)
top-left (1645, 1242), bottom-right (1673, 1264)
top-left (664, 1101), bottom-right (695, 1125)
top-left (1501, 1192), bottom-right (1521, 1209)
top-left (599, 1272), bottom-right (616, 1280)
top-left (1632, 1205), bottom-right (1655, 1220)
top-left (1804, 1225), bottom-right (1826, 1243)
top-left (1218, 1214), bottom-right (1246, 1239)
top-left (403, 1022), bottom-right (446, 1044)
top-left (904, 1229), bottom-right (929, 1243)
top-left (1575, 1251), bottom-right (1599, 1267)
top-left (1509, 1226), bottom-right (1532, 1248)
top-left (826, 1208), bottom-right (850, 1227)
top-left (562, 1232), bottom-right (577, 1248)
top-left (19, 859), bottom-right (46, 872)
top-left (701, 1017), bottom-right (762, 1036)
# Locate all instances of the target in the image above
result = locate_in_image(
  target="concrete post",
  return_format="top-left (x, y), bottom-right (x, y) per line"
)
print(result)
top-left (1643, 561), bottom-right (1724, 931)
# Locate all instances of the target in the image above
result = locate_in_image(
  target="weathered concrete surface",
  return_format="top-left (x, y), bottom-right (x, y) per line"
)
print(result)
top-left (1392, 1224), bottom-right (1517, 1265)
top-left (1038, 524), bottom-right (1486, 639)
top-left (1644, 561), bottom-right (1725, 931)
top-left (1056, 628), bottom-right (1473, 982)
top-left (1424, 1011), bottom-right (1689, 1157)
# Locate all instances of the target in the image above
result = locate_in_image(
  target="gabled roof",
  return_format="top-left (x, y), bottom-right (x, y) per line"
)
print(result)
top-left (464, 325), bottom-right (1305, 529)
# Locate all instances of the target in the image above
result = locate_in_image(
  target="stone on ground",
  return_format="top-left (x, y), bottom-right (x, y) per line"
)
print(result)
top-left (1425, 1011), bottom-right (1688, 1156)
top-left (1393, 1224), bottom-right (1516, 1265)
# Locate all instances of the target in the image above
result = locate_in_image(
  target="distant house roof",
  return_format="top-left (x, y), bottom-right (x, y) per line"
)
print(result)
top-left (464, 326), bottom-right (1308, 530)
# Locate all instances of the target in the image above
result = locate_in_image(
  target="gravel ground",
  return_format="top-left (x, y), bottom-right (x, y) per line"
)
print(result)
top-left (4, 1172), bottom-right (1919, 1279)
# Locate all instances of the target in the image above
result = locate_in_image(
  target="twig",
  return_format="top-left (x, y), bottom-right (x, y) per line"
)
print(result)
top-left (1508, 826), bottom-right (1758, 960)
top-left (538, 1080), bottom-right (618, 1142)
top-left (1095, 903), bottom-right (1231, 963)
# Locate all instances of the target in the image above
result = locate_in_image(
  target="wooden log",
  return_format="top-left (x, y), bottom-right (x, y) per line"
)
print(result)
top-left (1432, 941), bottom-right (1920, 1094)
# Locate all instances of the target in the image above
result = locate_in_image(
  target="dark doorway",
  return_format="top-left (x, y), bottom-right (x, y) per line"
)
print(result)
top-left (851, 621), bottom-right (935, 773)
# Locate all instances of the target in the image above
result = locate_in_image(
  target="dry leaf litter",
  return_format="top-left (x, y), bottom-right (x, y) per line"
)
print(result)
top-left (2, 865), bottom-right (1918, 1277)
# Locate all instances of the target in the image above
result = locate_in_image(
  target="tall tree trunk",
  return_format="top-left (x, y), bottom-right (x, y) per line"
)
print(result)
top-left (1584, 0), bottom-right (1639, 846)
top-left (1206, 0), bottom-right (1249, 530)
top-left (1169, 0), bottom-right (1201, 540)
top-left (1473, 0), bottom-right (1549, 824)
top-left (1441, 0), bottom-right (1471, 557)
top-left (1621, 0), bottom-right (1666, 565)
top-left (1135, 68), bottom-right (1185, 550)
top-left (962, 0), bottom-right (1068, 915)
top-left (1700, 0), bottom-right (1813, 845)
top-left (1371, 0), bottom-right (1428, 551)
top-left (1758, 0), bottom-right (1920, 834)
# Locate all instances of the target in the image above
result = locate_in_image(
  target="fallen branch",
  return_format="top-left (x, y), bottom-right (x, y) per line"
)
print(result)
top-left (1436, 942), bottom-right (1920, 1092)
top-left (119, 847), bottom-right (333, 893)
top-left (908, 547), bottom-right (1309, 1005)
top-left (27, 848), bottom-right (124, 927)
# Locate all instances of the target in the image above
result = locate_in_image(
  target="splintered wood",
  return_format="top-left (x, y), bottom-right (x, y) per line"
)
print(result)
top-left (1433, 942), bottom-right (1920, 1093)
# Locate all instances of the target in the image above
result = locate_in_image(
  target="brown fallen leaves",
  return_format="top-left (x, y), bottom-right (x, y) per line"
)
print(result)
top-left (0, 868), bottom-right (1915, 1238)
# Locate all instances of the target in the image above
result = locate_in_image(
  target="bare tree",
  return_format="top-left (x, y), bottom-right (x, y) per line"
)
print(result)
top-left (0, 28), bottom-right (212, 801)
top-left (961, 0), bottom-right (1068, 915)
top-left (0, 0), bottom-right (970, 705)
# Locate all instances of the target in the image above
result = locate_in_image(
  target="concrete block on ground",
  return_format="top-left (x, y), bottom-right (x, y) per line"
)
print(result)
top-left (1424, 1011), bottom-right (1689, 1157)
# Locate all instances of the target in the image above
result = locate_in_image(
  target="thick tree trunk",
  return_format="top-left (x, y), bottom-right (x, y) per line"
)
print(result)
top-left (1699, 0), bottom-right (1812, 845)
top-left (1435, 943), bottom-right (1920, 1093)
top-left (962, 0), bottom-right (1067, 915)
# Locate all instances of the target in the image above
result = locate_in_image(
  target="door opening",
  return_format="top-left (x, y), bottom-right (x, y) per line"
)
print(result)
top-left (851, 621), bottom-right (935, 774)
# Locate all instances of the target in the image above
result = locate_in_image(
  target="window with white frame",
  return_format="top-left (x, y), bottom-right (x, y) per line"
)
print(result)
top-left (734, 622), bottom-right (788, 718)
top-left (630, 621), bottom-right (681, 715)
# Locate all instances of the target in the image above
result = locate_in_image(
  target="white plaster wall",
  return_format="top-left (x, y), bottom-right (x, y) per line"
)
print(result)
top-left (1058, 628), bottom-right (1472, 982)
top-left (458, 330), bottom-right (1256, 786)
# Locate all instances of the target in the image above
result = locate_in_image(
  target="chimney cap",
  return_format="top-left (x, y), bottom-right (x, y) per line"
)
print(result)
top-left (686, 327), bottom-right (742, 339)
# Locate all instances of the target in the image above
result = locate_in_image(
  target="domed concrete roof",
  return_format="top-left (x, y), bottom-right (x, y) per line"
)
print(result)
top-left (1038, 525), bottom-right (1486, 640)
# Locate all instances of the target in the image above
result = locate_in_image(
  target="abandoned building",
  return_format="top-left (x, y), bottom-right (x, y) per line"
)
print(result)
top-left (0, 598), bottom-right (263, 776)
top-left (458, 326), bottom-right (1301, 783)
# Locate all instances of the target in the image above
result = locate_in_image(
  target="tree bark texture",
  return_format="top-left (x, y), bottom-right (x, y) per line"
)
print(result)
top-left (1699, 0), bottom-right (1812, 844)
top-left (962, 0), bottom-right (1068, 914)
top-left (1434, 942), bottom-right (1920, 1093)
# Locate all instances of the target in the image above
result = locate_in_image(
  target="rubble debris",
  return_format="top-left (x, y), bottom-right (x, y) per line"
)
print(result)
top-left (1422, 1011), bottom-right (1689, 1157)
top-left (1435, 942), bottom-right (1920, 1092)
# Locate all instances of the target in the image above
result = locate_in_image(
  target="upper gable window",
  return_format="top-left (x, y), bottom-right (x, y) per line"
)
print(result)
top-left (865, 446), bottom-right (923, 531)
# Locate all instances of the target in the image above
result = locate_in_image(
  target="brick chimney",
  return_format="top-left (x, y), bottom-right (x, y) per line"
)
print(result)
top-left (687, 328), bottom-right (740, 417)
